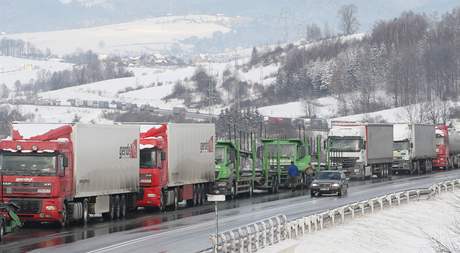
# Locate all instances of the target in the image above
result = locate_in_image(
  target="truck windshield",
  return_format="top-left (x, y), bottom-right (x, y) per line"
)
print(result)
top-left (267, 144), bottom-right (296, 158)
top-left (393, 141), bottom-right (409, 151)
top-left (0, 153), bottom-right (57, 176)
top-left (329, 139), bottom-right (360, 152)
top-left (140, 148), bottom-right (160, 168)
top-left (215, 147), bottom-right (225, 164)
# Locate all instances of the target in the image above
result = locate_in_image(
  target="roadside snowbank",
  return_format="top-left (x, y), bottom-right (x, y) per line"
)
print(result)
top-left (263, 192), bottom-right (460, 253)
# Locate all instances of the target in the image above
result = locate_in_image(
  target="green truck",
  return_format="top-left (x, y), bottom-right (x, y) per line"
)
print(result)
top-left (256, 138), bottom-right (312, 192)
top-left (214, 139), bottom-right (257, 198)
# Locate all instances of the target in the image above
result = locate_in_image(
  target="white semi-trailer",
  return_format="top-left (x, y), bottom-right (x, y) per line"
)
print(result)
top-left (393, 124), bottom-right (436, 174)
top-left (328, 122), bottom-right (393, 179)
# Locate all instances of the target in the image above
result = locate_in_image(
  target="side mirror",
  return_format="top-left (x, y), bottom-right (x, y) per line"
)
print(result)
top-left (161, 151), bottom-right (166, 161)
top-left (62, 155), bottom-right (69, 168)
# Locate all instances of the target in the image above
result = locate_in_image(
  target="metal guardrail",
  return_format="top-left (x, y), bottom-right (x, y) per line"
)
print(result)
top-left (208, 179), bottom-right (460, 253)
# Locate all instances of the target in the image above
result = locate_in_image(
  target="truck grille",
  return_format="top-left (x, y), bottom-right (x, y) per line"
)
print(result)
top-left (10, 199), bottom-right (41, 214)
top-left (331, 158), bottom-right (356, 168)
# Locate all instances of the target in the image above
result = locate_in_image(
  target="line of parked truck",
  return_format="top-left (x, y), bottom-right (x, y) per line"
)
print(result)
top-left (0, 121), bottom-right (459, 234)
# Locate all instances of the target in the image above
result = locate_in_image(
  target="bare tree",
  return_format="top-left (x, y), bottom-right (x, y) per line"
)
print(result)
top-left (306, 23), bottom-right (322, 41)
top-left (302, 97), bottom-right (317, 118)
top-left (338, 4), bottom-right (360, 35)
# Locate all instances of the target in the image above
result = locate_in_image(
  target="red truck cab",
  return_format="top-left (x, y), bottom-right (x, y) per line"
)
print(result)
top-left (433, 125), bottom-right (449, 169)
top-left (137, 125), bottom-right (168, 210)
top-left (0, 125), bottom-right (72, 225)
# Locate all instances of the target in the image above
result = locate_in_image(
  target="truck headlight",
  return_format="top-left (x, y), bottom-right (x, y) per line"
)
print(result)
top-left (332, 183), bottom-right (340, 188)
top-left (37, 188), bottom-right (51, 193)
top-left (311, 183), bottom-right (318, 187)
top-left (45, 205), bottom-right (57, 211)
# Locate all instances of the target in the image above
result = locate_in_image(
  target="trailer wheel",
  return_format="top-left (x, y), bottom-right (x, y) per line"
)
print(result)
top-left (274, 178), bottom-right (279, 193)
top-left (200, 184), bottom-right (206, 205)
top-left (173, 188), bottom-right (179, 210)
top-left (103, 196), bottom-right (115, 220)
top-left (114, 195), bottom-right (120, 219)
top-left (82, 199), bottom-right (89, 225)
top-left (120, 195), bottom-right (127, 218)
top-left (192, 185), bottom-right (198, 206)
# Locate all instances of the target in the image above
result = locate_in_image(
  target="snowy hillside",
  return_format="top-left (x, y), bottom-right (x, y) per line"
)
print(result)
top-left (5, 15), bottom-right (244, 56)
top-left (14, 104), bottom-right (111, 124)
top-left (38, 66), bottom-right (197, 108)
top-left (0, 56), bottom-right (72, 89)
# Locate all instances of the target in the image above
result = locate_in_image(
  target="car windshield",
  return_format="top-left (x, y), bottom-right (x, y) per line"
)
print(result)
top-left (140, 148), bottom-right (160, 168)
top-left (1, 153), bottom-right (57, 176)
top-left (266, 144), bottom-right (296, 158)
top-left (215, 147), bottom-right (225, 164)
top-left (317, 171), bottom-right (341, 180)
top-left (393, 141), bottom-right (409, 151)
top-left (329, 138), bottom-right (361, 152)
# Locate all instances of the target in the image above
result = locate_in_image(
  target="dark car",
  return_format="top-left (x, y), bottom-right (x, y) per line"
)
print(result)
top-left (310, 170), bottom-right (349, 197)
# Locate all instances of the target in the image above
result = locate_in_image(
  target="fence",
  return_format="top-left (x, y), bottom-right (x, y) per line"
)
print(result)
top-left (208, 179), bottom-right (460, 253)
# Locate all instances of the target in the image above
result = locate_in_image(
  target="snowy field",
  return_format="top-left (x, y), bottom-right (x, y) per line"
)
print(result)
top-left (0, 56), bottom-right (72, 89)
top-left (258, 96), bottom-right (339, 119)
top-left (263, 192), bottom-right (460, 253)
top-left (5, 15), bottom-right (242, 56)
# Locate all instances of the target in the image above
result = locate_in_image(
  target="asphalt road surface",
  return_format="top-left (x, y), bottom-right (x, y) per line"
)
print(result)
top-left (2, 170), bottom-right (460, 253)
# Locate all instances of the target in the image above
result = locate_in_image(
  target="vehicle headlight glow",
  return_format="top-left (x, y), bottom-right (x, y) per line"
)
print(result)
top-left (311, 183), bottom-right (319, 187)
top-left (45, 205), bottom-right (57, 211)
top-left (332, 183), bottom-right (340, 187)
top-left (38, 188), bottom-right (51, 193)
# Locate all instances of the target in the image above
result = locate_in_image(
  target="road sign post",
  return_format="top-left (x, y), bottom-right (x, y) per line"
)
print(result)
top-left (208, 194), bottom-right (225, 253)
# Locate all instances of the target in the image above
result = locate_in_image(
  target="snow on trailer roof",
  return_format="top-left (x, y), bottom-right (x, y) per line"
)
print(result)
top-left (393, 123), bottom-right (411, 142)
top-left (140, 124), bottom-right (164, 133)
top-left (13, 123), bottom-right (69, 139)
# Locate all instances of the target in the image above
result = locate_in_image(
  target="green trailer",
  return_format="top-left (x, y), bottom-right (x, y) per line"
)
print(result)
top-left (214, 139), bottom-right (257, 198)
top-left (256, 138), bottom-right (312, 192)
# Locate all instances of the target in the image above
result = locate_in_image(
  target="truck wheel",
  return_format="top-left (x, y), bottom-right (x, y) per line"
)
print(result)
top-left (120, 195), bottom-right (127, 218)
top-left (230, 184), bottom-right (236, 200)
top-left (0, 221), bottom-right (4, 242)
top-left (159, 191), bottom-right (166, 212)
top-left (59, 204), bottom-right (68, 228)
